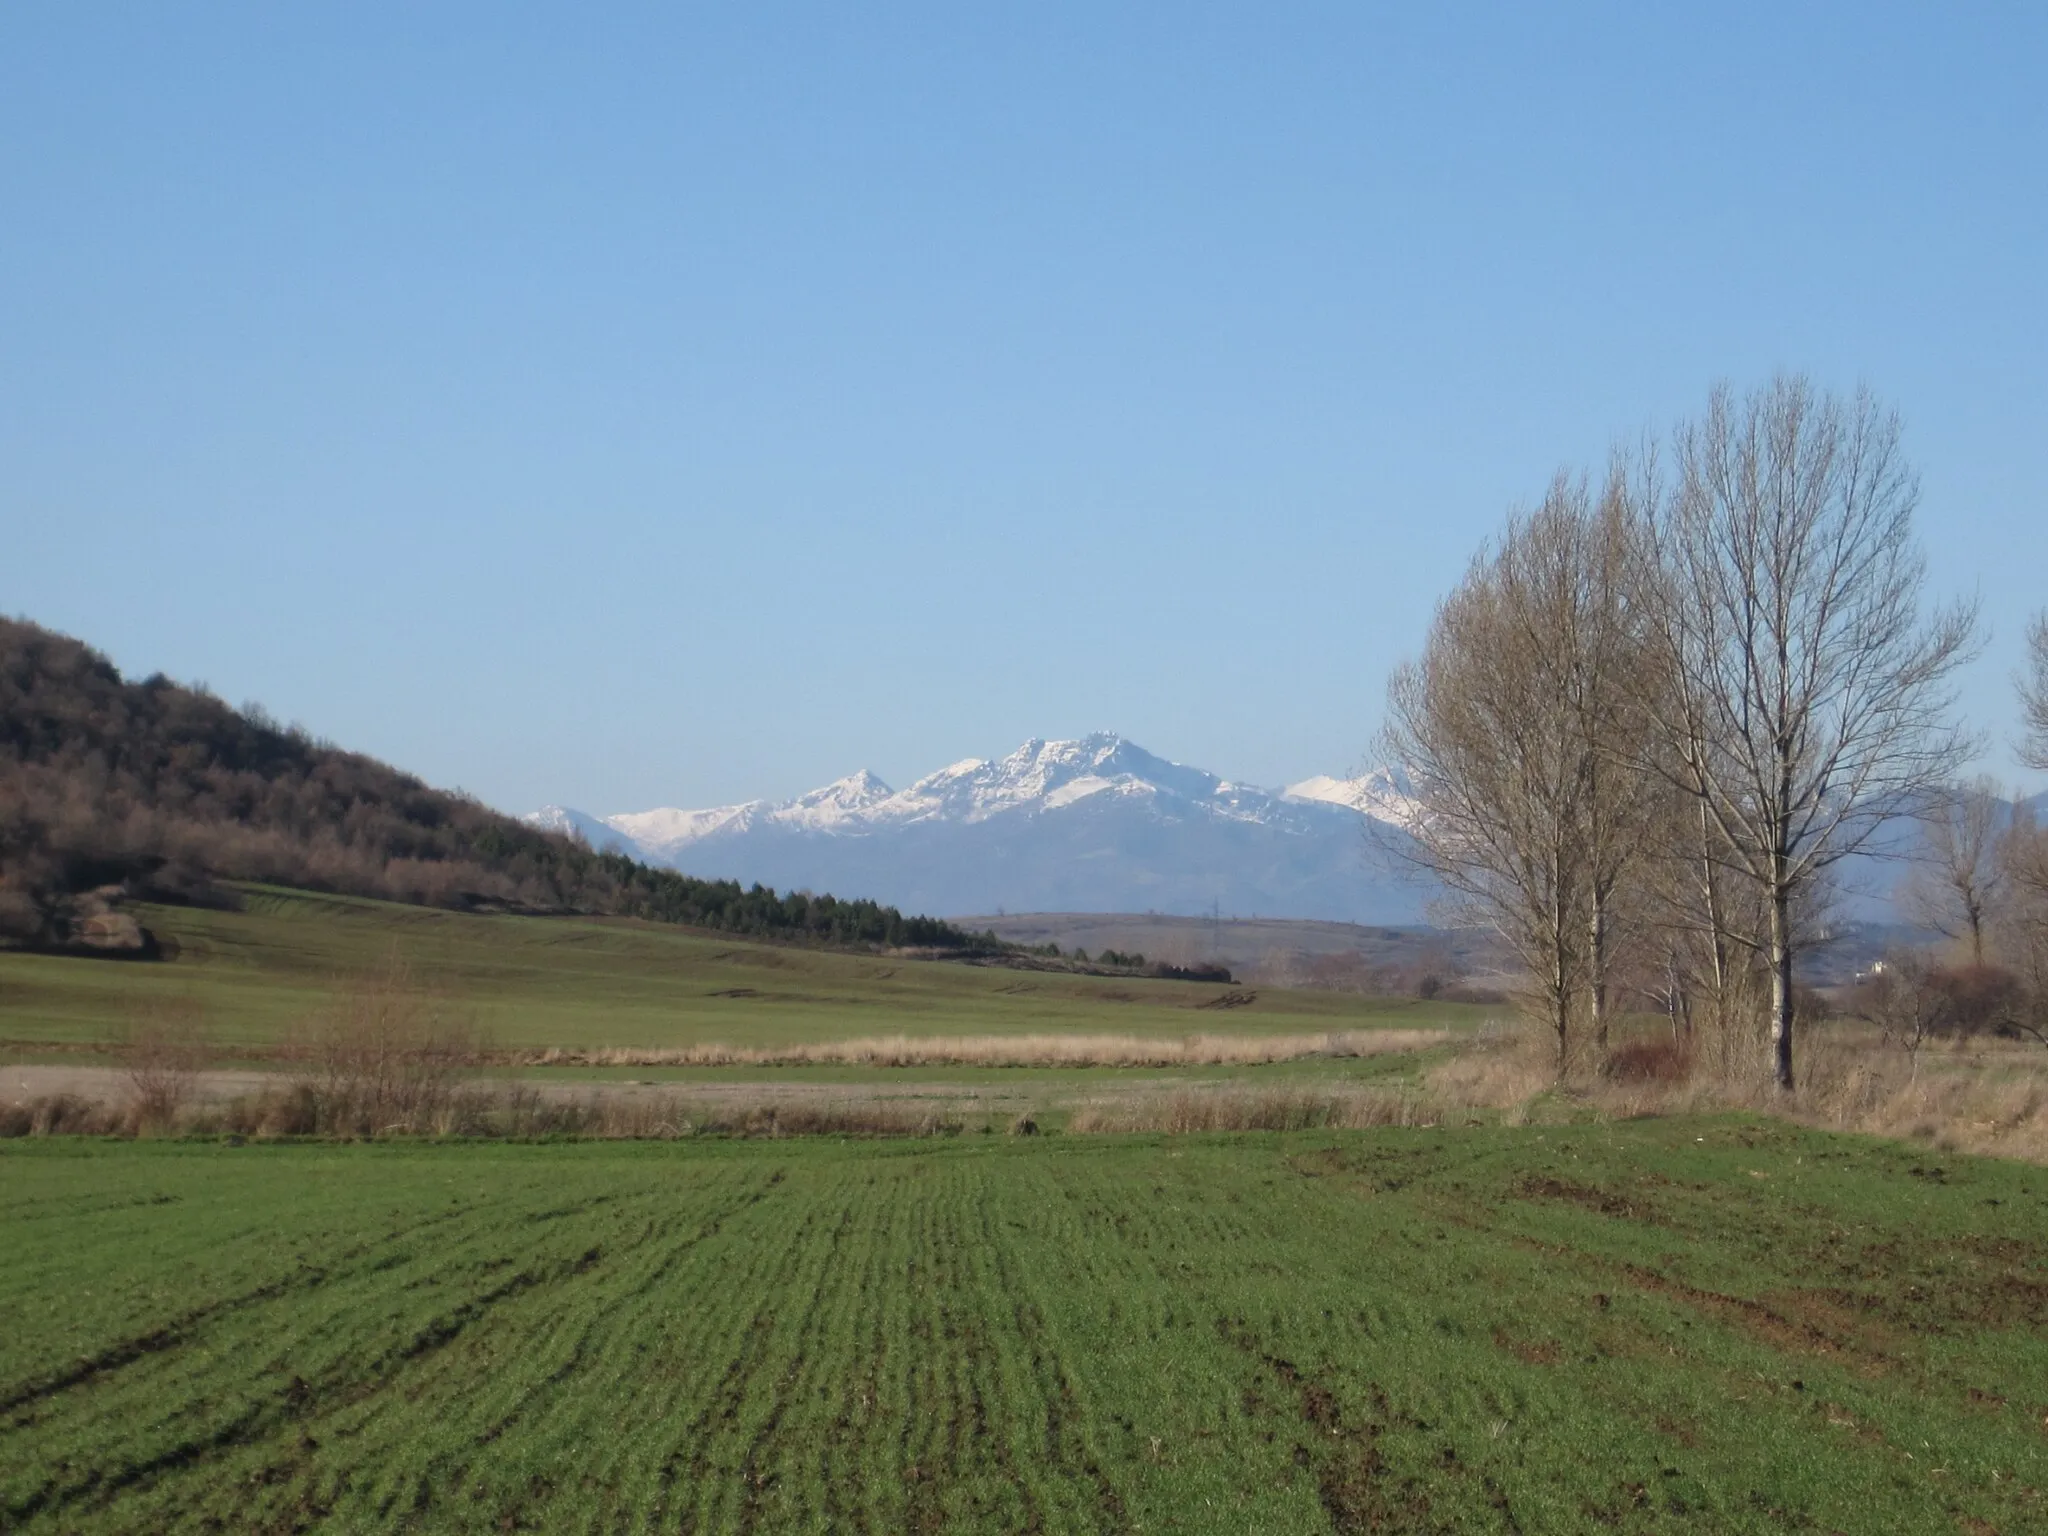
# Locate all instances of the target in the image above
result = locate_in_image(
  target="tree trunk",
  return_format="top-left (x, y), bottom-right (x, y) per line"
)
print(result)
top-left (1769, 884), bottom-right (1795, 1092)
top-left (1588, 891), bottom-right (1609, 1063)
top-left (1553, 955), bottom-right (1571, 1077)
top-left (1697, 798), bottom-right (1730, 994)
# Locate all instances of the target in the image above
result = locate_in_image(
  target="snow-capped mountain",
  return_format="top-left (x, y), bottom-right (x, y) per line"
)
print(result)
top-left (1282, 767), bottom-right (1422, 830)
top-left (603, 769), bottom-right (896, 860)
top-left (527, 734), bottom-right (1428, 922)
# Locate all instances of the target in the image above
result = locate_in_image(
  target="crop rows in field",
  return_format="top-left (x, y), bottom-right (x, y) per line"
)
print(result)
top-left (4, 1119), bottom-right (2047, 1533)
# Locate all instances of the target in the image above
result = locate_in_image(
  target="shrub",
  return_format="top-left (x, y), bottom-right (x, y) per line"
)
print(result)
top-left (1603, 1032), bottom-right (1693, 1084)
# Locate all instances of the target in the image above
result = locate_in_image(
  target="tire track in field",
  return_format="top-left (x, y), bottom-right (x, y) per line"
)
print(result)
top-left (376, 1171), bottom-right (790, 1533)
top-left (0, 1197), bottom-right (485, 1417)
top-left (447, 1167), bottom-right (800, 1533)
top-left (1214, 1314), bottom-right (1448, 1535)
top-left (7, 1176), bottom-right (767, 1530)
top-left (4, 1243), bottom-right (608, 1528)
top-left (463, 1192), bottom-right (758, 1452)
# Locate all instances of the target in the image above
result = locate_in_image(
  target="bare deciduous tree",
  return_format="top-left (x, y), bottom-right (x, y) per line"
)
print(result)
top-left (1907, 776), bottom-right (2008, 966)
top-left (1380, 475), bottom-right (1657, 1074)
top-left (1854, 949), bottom-right (1953, 1080)
top-left (1995, 801), bottom-right (2048, 1050)
top-left (2021, 612), bottom-right (2048, 773)
top-left (1638, 376), bottom-right (1979, 1091)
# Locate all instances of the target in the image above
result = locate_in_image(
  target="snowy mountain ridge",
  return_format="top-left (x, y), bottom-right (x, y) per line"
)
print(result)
top-left (523, 734), bottom-right (1429, 922)
top-left (533, 734), bottom-right (1417, 864)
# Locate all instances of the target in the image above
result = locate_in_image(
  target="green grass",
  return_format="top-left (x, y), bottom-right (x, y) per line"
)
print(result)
top-left (4, 1118), bottom-right (2044, 1533)
top-left (0, 886), bottom-right (1477, 1054)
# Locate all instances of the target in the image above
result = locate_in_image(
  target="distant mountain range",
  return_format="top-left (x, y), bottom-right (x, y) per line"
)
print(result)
top-left (529, 733), bottom-right (2044, 928)
top-left (528, 734), bottom-right (1432, 922)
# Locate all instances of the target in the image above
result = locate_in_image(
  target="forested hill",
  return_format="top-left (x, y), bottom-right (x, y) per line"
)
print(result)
top-left (0, 617), bottom-right (991, 954)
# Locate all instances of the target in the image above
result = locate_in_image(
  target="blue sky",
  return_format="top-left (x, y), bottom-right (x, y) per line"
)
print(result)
top-left (5, 4), bottom-right (2045, 812)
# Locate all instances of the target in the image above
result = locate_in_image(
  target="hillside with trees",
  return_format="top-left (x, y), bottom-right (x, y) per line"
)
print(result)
top-left (0, 617), bottom-right (990, 955)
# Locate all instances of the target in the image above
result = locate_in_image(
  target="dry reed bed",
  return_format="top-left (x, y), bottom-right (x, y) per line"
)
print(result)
top-left (512, 1028), bottom-right (1450, 1070)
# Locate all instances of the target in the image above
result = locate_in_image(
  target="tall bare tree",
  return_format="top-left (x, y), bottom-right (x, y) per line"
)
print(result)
top-left (1610, 444), bottom-right (1763, 1070)
top-left (1570, 479), bottom-right (1668, 1056)
top-left (2021, 612), bottom-right (2048, 773)
top-left (2000, 621), bottom-right (2048, 1044)
top-left (1380, 474), bottom-right (1657, 1073)
top-left (1638, 376), bottom-right (1979, 1090)
top-left (1995, 800), bottom-right (2048, 1048)
top-left (1907, 777), bottom-right (2008, 966)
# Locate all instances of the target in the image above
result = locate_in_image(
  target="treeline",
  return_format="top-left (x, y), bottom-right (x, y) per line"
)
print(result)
top-left (596, 852), bottom-right (992, 950)
top-left (1006, 939), bottom-right (1234, 982)
top-left (0, 617), bottom-right (992, 954)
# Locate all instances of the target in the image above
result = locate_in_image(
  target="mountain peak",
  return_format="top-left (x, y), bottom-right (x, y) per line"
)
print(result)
top-left (786, 769), bottom-right (895, 824)
top-left (809, 768), bottom-right (893, 800)
top-left (1285, 769), bottom-right (1420, 829)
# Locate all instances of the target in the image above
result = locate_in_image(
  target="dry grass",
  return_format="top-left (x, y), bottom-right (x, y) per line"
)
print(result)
top-left (1423, 1015), bottom-right (2048, 1162)
top-left (1740, 1031), bottom-right (2048, 1162)
top-left (512, 1028), bottom-right (1450, 1071)
top-left (0, 1082), bottom-right (967, 1141)
top-left (1066, 1086), bottom-right (1446, 1133)
top-left (1421, 1018), bottom-right (1555, 1122)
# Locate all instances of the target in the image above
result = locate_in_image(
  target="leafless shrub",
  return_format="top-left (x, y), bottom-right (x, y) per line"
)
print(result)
top-left (115, 999), bottom-right (210, 1133)
top-left (0, 1094), bottom-right (125, 1137)
top-left (285, 958), bottom-right (485, 1135)
top-left (702, 1100), bottom-right (963, 1138)
top-left (480, 1093), bottom-right (967, 1139)
top-left (1602, 1032), bottom-right (1693, 1084)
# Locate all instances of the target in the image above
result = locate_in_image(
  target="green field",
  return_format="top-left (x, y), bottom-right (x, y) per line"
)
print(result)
top-left (0, 887), bottom-right (1473, 1055)
top-left (4, 1119), bottom-right (2045, 1533)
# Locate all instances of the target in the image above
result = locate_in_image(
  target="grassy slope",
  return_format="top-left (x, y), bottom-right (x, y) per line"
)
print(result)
top-left (3, 1118), bottom-right (2044, 1533)
top-left (0, 886), bottom-right (1477, 1053)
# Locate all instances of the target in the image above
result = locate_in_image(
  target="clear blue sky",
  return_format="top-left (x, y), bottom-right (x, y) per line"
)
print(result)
top-left (6, 4), bottom-right (2044, 812)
